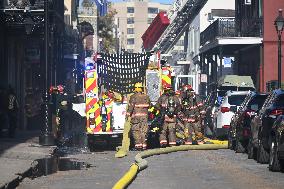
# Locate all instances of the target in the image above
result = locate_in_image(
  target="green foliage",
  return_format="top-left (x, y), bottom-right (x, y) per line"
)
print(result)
top-left (97, 6), bottom-right (117, 53)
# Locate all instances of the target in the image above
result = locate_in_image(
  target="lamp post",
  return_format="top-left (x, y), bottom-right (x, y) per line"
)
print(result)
top-left (274, 9), bottom-right (284, 89)
top-left (39, 0), bottom-right (54, 146)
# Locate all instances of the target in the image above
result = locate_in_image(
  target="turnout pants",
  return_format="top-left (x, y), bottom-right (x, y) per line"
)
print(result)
top-left (185, 121), bottom-right (203, 144)
top-left (160, 121), bottom-right (176, 146)
top-left (131, 120), bottom-right (149, 149)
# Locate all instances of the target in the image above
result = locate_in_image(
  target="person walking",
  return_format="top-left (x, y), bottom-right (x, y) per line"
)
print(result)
top-left (7, 86), bottom-right (19, 138)
top-left (127, 82), bottom-right (151, 150)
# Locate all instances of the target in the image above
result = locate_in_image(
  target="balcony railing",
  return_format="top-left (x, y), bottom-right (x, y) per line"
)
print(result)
top-left (200, 17), bottom-right (263, 47)
top-left (200, 18), bottom-right (236, 46)
top-left (237, 18), bottom-right (263, 37)
top-left (1, 0), bottom-right (44, 9)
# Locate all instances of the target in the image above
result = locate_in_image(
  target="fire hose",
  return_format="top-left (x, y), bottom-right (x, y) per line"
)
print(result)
top-left (112, 142), bottom-right (228, 189)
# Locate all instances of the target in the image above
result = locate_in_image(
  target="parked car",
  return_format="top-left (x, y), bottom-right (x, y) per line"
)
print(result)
top-left (269, 115), bottom-right (284, 171)
top-left (213, 91), bottom-right (249, 139)
top-left (204, 90), bottom-right (226, 138)
top-left (228, 92), bottom-right (268, 152)
top-left (249, 89), bottom-right (284, 163)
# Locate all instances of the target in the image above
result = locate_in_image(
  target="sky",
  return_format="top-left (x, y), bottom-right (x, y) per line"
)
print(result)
top-left (109, 0), bottom-right (173, 4)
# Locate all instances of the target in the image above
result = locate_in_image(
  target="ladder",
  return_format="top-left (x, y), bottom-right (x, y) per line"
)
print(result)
top-left (153, 0), bottom-right (208, 54)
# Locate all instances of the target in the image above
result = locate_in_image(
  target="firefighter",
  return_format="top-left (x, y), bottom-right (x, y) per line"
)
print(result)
top-left (195, 92), bottom-right (206, 137)
top-left (181, 85), bottom-right (204, 144)
top-left (175, 90), bottom-right (188, 144)
top-left (155, 86), bottom-right (181, 147)
top-left (126, 82), bottom-right (151, 150)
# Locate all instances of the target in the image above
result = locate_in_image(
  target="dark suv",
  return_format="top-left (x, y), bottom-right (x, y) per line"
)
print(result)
top-left (228, 92), bottom-right (268, 153)
top-left (249, 89), bottom-right (284, 163)
top-left (269, 115), bottom-right (284, 171)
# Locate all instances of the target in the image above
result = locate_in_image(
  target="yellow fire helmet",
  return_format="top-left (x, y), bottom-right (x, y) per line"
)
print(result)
top-left (134, 82), bottom-right (143, 92)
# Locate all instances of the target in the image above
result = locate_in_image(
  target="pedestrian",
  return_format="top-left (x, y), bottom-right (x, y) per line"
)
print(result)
top-left (155, 86), bottom-right (181, 147)
top-left (7, 86), bottom-right (19, 138)
top-left (126, 82), bottom-right (151, 150)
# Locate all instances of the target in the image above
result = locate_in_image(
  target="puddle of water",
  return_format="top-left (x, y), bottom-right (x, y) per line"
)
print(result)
top-left (32, 156), bottom-right (91, 177)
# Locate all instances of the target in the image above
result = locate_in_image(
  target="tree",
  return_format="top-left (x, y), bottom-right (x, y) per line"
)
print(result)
top-left (97, 5), bottom-right (117, 53)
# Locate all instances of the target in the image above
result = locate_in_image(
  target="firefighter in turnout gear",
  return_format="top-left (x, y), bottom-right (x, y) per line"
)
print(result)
top-left (127, 82), bottom-right (151, 150)
top-left (155, 86), bottom-right (181, 147)
top-left (181, 85), bottom-right (204, 144)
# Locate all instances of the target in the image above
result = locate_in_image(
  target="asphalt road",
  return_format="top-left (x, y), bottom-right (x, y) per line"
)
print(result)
top-left (17, 149), bottom-right (284, 189)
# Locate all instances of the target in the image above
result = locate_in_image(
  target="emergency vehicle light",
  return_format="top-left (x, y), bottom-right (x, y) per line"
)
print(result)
top-left (85, 63), bottom-right (94, 70)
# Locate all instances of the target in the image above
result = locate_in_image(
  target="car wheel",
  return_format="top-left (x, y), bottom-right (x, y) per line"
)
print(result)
top-left (247, 138), bottom-right (256, 159)
top-left (269, 139), bottom-right (282, 172)
top-left (257, 139), bottom-right (269, 164)
top-left (235, 139), bottom-right (245, 153)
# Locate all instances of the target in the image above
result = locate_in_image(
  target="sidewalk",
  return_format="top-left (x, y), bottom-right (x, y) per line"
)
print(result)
top-left (0, 131), bottom-right (56, 189)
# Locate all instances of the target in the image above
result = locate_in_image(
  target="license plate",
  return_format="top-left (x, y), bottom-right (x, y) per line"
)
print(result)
top-left (111, 134), bottom-right (119, 138)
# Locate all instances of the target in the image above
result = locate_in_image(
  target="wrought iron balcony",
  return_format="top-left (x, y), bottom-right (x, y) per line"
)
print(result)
top-left (236, 17), bottom-right (263, 38)
top-left (200, 17), bottom-right (263, 47)
top-left (2, 0), bottom-right (44, 9)
top-left (200, 18), bottom-right (236, 46)
top-left (2, 0), bottom-right (64, 11)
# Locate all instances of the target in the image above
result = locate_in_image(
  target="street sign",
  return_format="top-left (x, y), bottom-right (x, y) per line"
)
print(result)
top-left (200, 74), bottom-right (207, 83)
top-left (224, 57), bottom-right (232, 68)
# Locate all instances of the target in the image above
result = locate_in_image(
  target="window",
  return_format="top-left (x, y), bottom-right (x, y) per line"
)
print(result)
top-left (127, 7), bottom-right (134, 13)
top-left (127, 28), bottom-right (134, 34)
top-left (127, 17), bottom-right (134, 24)
top-left (228, 95), bottom-right (247, 106)
top-left (247, 95), bottom-right (268, 111)
top-left (275, 94), bottom-right (284, 108)
top-left (176, 40), bottom-right (184, 46)
top-left (127, 38), bottom-right (134, 45)
top-left (147, 18), bottom-right (154, 24)
top-left (148, 7), bottom-right (158, 14)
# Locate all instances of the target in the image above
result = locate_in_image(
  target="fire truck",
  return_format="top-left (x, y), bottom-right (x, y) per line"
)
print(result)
top-left (84, 52), bottom-right (175, 148)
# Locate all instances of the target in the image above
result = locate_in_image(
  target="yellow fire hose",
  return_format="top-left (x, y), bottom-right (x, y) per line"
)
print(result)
top-left (112, 142), bottom-right (228, 189)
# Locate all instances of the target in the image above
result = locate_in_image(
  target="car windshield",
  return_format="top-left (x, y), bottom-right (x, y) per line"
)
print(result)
top-left (247, 95), bottom-right (268, 111)
top-left (228, 95), bottom-right (247, 106)
top-left (274, 94), bottom-right (284, 107)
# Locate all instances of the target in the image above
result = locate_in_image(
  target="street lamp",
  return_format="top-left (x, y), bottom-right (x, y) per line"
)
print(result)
top-left (39, 0), bottom-right (54, 146)
top-left (274, 9), bottom-right (284, 89)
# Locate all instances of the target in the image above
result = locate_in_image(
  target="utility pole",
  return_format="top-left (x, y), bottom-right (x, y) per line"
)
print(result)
top-left (39, 0), bottom-right (54, 146)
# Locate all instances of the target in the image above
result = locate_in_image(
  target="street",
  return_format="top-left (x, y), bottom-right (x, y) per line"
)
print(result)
top-left (17, 149), bottom-right (284, 189)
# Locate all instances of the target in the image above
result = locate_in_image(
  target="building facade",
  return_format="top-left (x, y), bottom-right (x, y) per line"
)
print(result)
top-left (78, 1), bottom-right (98, 56)
top-left (235, 0), bottom-right (284, 92)
top-left (112, 0), bottom-right (170, 53)
top-left (185, 0), bottom-right (235, 94)
top-left (0, 0), bottom-right (81, 130)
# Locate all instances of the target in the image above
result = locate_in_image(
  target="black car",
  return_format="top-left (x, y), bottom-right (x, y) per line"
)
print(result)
top-left (228, 92), bottom-right (268, 153)
top-left (269, 115), bottom-right (284, 171)
top-left (249, 89), bottom-right (284, 163)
